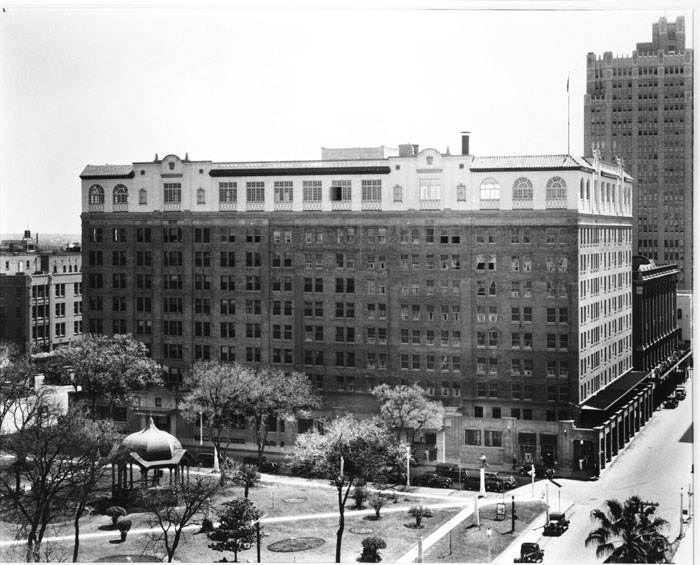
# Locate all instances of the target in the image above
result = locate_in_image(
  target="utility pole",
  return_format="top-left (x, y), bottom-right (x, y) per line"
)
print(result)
top-left (511, 495), bottom-right (516, 533)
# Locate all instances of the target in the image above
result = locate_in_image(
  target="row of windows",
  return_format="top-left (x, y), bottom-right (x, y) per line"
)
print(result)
top-left (88, 225), bottom-right (578, 247)
top-left (88, 176), bottom-right (573, 206)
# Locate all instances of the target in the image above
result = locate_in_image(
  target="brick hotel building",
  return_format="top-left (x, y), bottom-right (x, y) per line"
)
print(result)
top-left (80, 135), bottom-right (634, 474)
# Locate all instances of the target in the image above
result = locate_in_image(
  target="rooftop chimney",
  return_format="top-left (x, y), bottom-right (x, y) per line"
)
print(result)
top-left (461, 132), bottom-right (470, 156)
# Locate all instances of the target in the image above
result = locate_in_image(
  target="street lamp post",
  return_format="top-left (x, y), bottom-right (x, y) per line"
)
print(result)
top-left (255, 513), bottom-right (267, 562)
top-left (487, 527), bottom-right (492, 562)
top-left (406, 445), bottom-right (411, 487)
top-left (680, 488), bottom-right (684, 537)
top-left (479, 453), bottom-right (487, 497)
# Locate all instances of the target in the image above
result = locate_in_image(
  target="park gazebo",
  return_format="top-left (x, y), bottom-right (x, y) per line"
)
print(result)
top-left (112, 416), bottom-right (195, 493)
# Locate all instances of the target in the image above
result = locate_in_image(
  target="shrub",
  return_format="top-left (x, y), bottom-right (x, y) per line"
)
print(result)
top-left (105, 506), bottom-right (127, 527)
top-left (200, 518), bottom-right (214, 533)
top-left (369, 494), bottom-right (385, 519)
top-left (408, 505), bottom-right (431, 527)
top-left (360, 536), bottom-right (386, 562)
top-left (116, 519), bottom-right (132, 541)
top-left (352, 486), bottom-right (369, 509)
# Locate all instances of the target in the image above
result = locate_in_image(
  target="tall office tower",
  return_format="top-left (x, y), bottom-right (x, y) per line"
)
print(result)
top-left (584, 16), bottom-right (693, 290)
top-left (80, 135), bottom-right (634, 474)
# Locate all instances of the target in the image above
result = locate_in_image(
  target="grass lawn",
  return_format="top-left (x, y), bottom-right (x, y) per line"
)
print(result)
top-left (423, 500), bottom-right (547, 563)
top-left (0, 478), bottom-right (463, 563)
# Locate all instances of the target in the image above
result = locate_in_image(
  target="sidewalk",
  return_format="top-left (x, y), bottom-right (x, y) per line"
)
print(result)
top-left (670, 518), bottom-right (694, 564)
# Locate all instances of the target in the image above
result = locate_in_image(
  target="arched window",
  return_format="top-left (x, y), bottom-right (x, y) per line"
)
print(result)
top-left (512, 178), bottom-right (533, 201)
top-left (480, 178), bottom-right (500, 200)
top-left (89, 185), bottom-right (104, 205)
top-left (580, 178), bottom-right (585, 199)
top-left (586, 180), bottom-right (590, 200)
top-left (393, 185), bottom-right (403, 202)
top-left (197, 188), bottom-right (206, 205)
top-left (546, 177), bottom-right (567, 201)
top-left (456, 184), bottom-right (466, 202)
top-left (139, 188), bottom-right (147, 205)
top-left (113, 184), bottom-right (128, 204)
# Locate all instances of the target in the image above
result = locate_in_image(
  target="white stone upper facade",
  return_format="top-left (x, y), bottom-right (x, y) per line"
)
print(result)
top-left (81, 148), bottom-right (633, 218)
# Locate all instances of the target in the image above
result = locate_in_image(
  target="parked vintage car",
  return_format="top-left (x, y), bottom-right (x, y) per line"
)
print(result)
top-left (543, 511), bottom-right (570, 536)
top-left (513, 542), bottom-right (544, 563)
top-left (412, 473), bottom-right (453, 489)
top-left (664, 395), bottom-right (679, 409)
top-left (675, 385), bottom-right (687, 400)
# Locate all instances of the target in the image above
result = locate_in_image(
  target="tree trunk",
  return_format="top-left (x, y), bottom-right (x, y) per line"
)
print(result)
top-left (256, 417), bottom-right (266, 467)
top-left (244, 483), bottom-right (249, 499)
top-left (167, 527), bottom-right (183, 562)
top-left (233, 548), bottom-right (238, 562)
top-left (335, 486), bottom-right (345, 563)
top-left (72, 512), bottom-right (81, 562)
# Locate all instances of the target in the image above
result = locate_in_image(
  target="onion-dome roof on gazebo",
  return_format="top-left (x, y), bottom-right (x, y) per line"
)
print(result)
top-left (120, 417), bottom-right (182, 462)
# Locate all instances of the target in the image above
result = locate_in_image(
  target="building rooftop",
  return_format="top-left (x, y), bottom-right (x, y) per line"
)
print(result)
top-left (80, 164), bottom-right (134, 179)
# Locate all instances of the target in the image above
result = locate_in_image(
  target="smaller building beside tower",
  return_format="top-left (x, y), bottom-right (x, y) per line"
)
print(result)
top-left (632, 256), bottom-right (681, 372)
top-left (0, 231), bottom-right (83, 353)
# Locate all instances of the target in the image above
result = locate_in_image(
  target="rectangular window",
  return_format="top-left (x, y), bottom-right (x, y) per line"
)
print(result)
top-left (330, 180), bottom-right (351, 201)
top-left (484, 430), bottom-right (502, 447)
top-left (303, 180), bottom-right (322, 202)
top-left (163, 183), bottom-right (181, 203)
top-left (219, 182), bottom-right (237, 203)
top-left (419, 178), bottom-right (441, 200)
top-left (246, 181), bottom-right (265, 202)
top-left (361, 179), bottom-right (382, 201)
top-left (464, 429), bottom-right (481, 446)
top-left (274, 181), bottom-right (294, 202)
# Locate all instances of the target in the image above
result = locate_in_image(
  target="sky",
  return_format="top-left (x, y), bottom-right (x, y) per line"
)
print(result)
top-left (0, 2), bottom-right (694, 234)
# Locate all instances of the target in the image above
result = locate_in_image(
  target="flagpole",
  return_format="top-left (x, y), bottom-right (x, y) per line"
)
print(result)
top-left (567, 74), bottom-right (570, 155)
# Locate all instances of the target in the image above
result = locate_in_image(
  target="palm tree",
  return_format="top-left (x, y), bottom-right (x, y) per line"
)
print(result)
top-left (585, 496), bottom-right (671, 563)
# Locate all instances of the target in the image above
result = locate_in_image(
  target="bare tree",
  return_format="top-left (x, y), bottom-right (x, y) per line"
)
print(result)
top-left (0, 404), bottom-right (114, 562)
top-left (141, 475), bottom-right (220, 562)
top-left (63, 415), bottom-right (120, 562)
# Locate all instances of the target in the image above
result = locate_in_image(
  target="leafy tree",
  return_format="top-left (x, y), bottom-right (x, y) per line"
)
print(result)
top-left (0, 405), bottom-right (116, 562)
top-left (178, 362), bottom-right (254, 470)
top-left (240, 367), bottom-right (320, 467)
top-left (371, 384), bottom-right (444, 443)
top-left (207, 498), bottom-right (261, 563)
top-left (288, 415), bottom-right (404, 563)
top-left (53, 334), bottom-right (163, 419)
top-left (585, 496), bottom-right (670, 563)
top-left (141, 475), bottom-right (220, 562)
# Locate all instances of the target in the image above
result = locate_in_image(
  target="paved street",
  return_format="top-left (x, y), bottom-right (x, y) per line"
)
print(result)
top-left (496, 375), bottom-right (693, 563)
